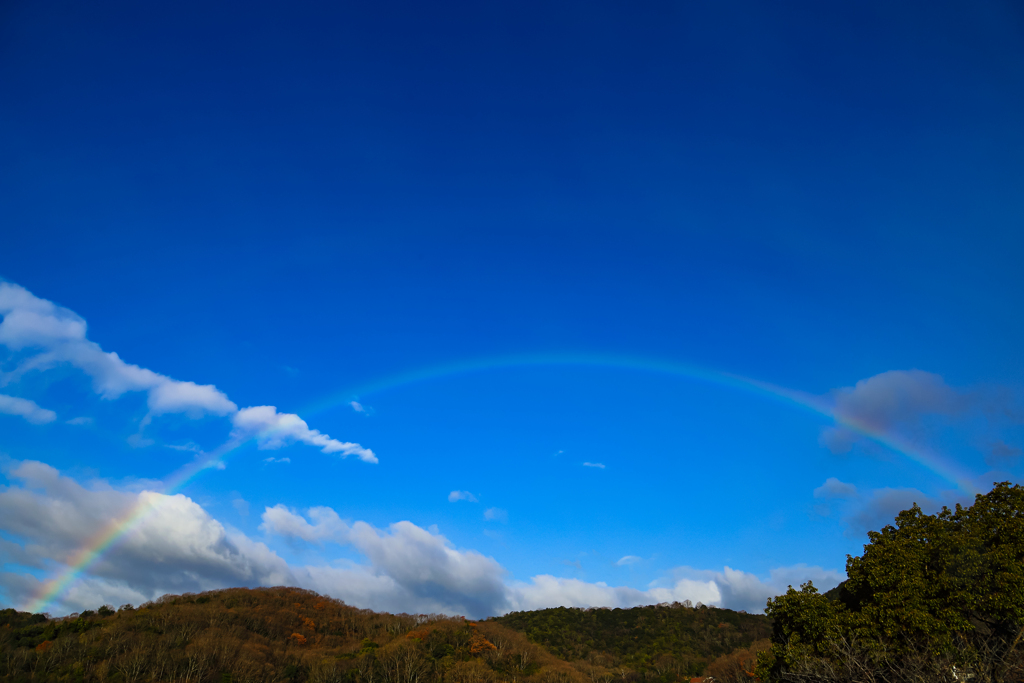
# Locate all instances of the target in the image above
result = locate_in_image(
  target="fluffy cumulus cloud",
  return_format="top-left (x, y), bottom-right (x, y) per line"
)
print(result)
top-left (0, 460), bottom-right (843, 618)
top-left (0, 394), bottom-right (56, 424)
top-left (0, 460), bottom-right (292, 613)
top-left (501, 563), bottom-right (843, 616)
top-left (0, 282), bottom-right (374, 462)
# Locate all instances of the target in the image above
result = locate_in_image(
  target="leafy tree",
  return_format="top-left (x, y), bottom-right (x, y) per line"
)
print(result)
top-left (757, 482), bottom-right (1024, 683)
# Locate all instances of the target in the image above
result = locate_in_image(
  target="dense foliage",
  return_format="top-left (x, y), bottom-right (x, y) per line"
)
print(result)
top-left (0, 587), bottom-right (764, 683)
top-left (493, 602), bottom-right (771, 679)
top-left (756, 482), bottom-right (1024, 683)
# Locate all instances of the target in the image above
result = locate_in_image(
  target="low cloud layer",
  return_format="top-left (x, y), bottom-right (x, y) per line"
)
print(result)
top-left (0, 460), bottom-right (841, 618)
top-left (0, 282), bottom-right (373, 463)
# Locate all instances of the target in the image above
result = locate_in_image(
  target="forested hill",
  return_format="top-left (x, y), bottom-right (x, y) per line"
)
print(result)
top-left (492, 602), bottom-right (770, 676)
top-left (0, 587), bottom-right (768, 683)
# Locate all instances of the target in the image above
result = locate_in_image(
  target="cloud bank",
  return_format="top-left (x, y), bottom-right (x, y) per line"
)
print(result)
top-left (0, 460), bottom-right (841, 618)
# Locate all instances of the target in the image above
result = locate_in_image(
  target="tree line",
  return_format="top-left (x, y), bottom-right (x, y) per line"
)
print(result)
top-left (491, 601), bottom-right (771, 680)
top-left (0, 586), bottom-right (761, 683)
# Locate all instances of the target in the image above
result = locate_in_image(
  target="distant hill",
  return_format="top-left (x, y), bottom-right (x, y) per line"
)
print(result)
top-left (492, 602), bottom-right (771, 678)
top-left (0, 588), bottom-right (766, 683)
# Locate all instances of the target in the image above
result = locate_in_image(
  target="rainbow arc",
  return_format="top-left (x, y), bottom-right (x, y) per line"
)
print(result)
top-left (24, 353), bottom-right (977, 613)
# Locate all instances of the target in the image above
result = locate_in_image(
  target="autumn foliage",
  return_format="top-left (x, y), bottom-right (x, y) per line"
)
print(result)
top-left (0, 587), bottom-right (606, 683)
top-left (0, 587), bottom-right (770, 683)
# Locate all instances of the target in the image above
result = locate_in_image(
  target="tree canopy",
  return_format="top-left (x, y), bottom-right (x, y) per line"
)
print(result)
top-left (757, 482), bottom-right (1024, 683)
top-left (492, 601), bottom-right (770, 678)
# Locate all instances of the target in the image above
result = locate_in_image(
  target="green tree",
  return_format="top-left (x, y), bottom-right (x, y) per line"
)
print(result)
top-left (757, 482), bottom-right (1024, 683)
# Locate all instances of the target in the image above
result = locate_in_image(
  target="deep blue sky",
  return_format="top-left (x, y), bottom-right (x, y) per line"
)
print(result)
top-left (1, 0), bottom-right (1023, 616)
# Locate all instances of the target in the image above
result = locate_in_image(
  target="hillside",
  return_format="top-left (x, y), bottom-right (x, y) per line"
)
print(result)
top-left (492, 602), bottom-right (771, 678)
top-left (0, 588), bottom-right (766, 683)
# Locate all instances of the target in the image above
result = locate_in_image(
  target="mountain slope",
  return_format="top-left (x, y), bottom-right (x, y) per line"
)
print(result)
top-left (0, 588), bottom-right (765, 683)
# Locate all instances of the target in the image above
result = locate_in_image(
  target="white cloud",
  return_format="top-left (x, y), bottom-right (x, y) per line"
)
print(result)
top-left (165, 442), bottom-right (202, 453)
top-left (66, 416), bottom-right (93, 426)
top-left (263, 457), bottom-right (291, 464)
top-left (350, 401), bottom-right (365, 413)
top-left (0, 394), bottom-right (56, 424)
top-left (260, 504), bottom-right (508, 617)
top-left (484, 507), bottom-right (508, 523)
top-left (0, 282), bottom-right (236, 417)
top-left (1, 460), bottom-right (843, 618)
top-left (232, 406), bottom-right (377, 463)
top-left (0, 283), bottom-right (374, 463)
top-left (582, 462), bottom-right (605, 469)
top-left (813, 477), bottom-right (858, 500)
top-left (0, 460), bottom-right (292, 612)
top-left (448, 490), bottom-right (478, 503)
top-left (616, 555), bottom-right (642, 566)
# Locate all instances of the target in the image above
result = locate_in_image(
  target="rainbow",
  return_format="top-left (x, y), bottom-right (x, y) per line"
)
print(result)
top-left (23, 352), bottom-right (978, 614)
top-left (304, 352), bottom-right (978, 493)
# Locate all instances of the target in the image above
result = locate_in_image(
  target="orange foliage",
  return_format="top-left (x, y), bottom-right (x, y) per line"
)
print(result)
top-left (302, 617), bottom-right (316, 630)
top-left (706, 638), bottom-right (770, 683)
top-left (35, 640), bottom-right (52, 653)
top-left (469, 632), bottom-right (497, 654)
top-left (405, 628), bottom-right (434, 640)
top-left (289, 633), bottom-right (307, 645)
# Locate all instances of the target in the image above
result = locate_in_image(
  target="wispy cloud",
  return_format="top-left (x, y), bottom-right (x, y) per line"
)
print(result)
top-left (0, 282), bottom-right (376, 463)
top-left (233, 406), bottom-right (377, 463)
top-left (583, 462), bottom-right (605, 469)
top-left (231, 495), bottom-right (250, 517)
top-left (448, 490), bottom-right (478, 503)
top-left (165, 442), bottom-right (203, 453)
top-left (987, 440), bottom-right (1022, 468)
top-left (0, 394), bottom-right (56, 425)
top-left (813, 477), bottom-right (858, 500)
top-left (484, 507), bottom-right (508, 523)
top-left (66, 416), bottom-right (93, 426)
top-left (616, 555), bottom-right (642, 566)
top-left (263, 457), bottom-right (291, 464)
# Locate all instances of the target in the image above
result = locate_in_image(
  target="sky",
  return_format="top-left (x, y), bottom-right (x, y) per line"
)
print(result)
top-left (1, 0), bottom-right (1024, 618)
